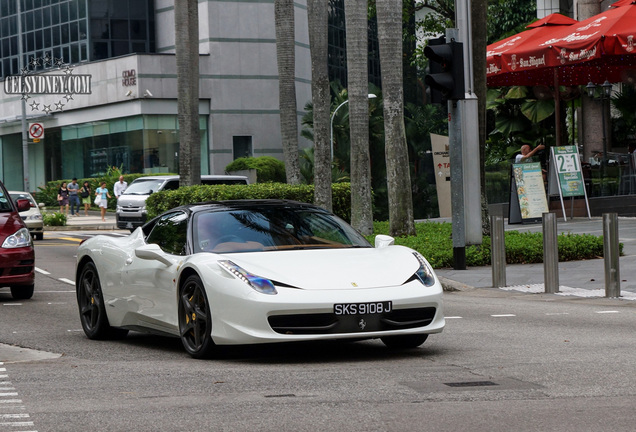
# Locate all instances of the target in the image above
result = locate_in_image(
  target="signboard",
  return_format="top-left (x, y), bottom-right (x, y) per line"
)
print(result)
top-left (430, 133), bottom-right (451, 218)
top-left (549, 145), bottom-right (591, 220)
top-left (553, 146), bottom-right (585, 197)
top-left (509, 162), bottom-right (549, 224)
top-left (28, 122), bottom-right (44, 140)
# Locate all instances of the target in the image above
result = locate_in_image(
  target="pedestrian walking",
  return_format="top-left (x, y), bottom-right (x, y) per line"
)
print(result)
top-left (95, 181), bottom-right (111, 222)
top-left (68, 178), bottom-right (81, 216)
top-left (57, 181), bottom-right (69, 215)
top-left (80, 181), bottom-right (92, 216)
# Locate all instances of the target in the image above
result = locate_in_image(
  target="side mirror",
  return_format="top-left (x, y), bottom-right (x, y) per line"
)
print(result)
top-left (135, 243), bottom-right (173, 266)
top-left (38, 202), bottom-right (45, 208)
top-left (375, 234), bottom-right (395, 249)
top-left (16, 199), bottom-right (31, 212)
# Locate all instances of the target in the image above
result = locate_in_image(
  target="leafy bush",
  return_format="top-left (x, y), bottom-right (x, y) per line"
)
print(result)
top-left (225, 156), bottom-right (286, 183)
top-left (43, 212), bottom-right (67, 226)
top-left (146, 182), bottom-right (352, 221)
top-left (367, 221), bottom-right (621, 269)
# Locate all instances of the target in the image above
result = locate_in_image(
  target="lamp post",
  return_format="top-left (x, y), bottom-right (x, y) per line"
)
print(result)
top-left (330, 93), bottom-right (377, 161)
top-left (586, 80), bottom-right (613, 195)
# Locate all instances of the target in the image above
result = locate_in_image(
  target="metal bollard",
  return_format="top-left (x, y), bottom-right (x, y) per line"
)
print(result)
top-left (490, 214), bottom-right (506, 288)
top-left (543, 212), bottom-right (559, 293)
top-left (603, 213), bottom-right (621, 298)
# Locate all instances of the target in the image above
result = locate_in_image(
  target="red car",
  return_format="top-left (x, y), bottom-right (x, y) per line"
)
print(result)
top-left (0, 180), bottom-right (35, 300)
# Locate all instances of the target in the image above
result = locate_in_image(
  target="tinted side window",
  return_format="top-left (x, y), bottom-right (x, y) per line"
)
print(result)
top-left (163, 180), bottom-right (179, 191)
top-left (202, 179), bottom-right (248, 185)
top-left (146, 211), bottom-right (189, 255)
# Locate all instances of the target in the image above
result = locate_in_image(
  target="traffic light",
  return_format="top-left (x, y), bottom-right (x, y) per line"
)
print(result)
top-left (424, 37), bottom-right (465, 102)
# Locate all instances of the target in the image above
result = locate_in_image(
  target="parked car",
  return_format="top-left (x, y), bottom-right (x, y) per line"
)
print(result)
top-left (0, 181), bottom-right (35, 300)
top-left (9, 191), bottom-right (44, 240)
top-left (115, 175), bottom-right (249, 230)
top-left (76, 199), bottom-right (445, 358)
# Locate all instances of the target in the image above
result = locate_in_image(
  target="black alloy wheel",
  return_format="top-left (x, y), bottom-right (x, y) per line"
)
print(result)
top-left (178, 274), bottom-right (215, 359)
top-left (381, 334), bottom-right (428, 349)
top-left (77, 261), bottom-right (128, 340)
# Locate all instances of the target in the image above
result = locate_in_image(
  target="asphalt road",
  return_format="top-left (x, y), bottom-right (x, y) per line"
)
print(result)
top-left (2, 231), bottom-right (636, 431)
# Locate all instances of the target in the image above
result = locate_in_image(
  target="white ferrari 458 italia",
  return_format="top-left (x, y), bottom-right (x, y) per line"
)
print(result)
top-left (75, 200), bottom-right (445, 358)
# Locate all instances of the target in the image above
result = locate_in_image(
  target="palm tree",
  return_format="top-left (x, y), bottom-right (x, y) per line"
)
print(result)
top-left (375, 0), bottom-right (415, 237)
top-left (275, 0), bottom-right (302, 184)
top-left (174, 0), bottom-right (200, 186)
top-left (307, 0), bottom-right (332, 211)
top-left (344, 0), bottom-right (373, 235)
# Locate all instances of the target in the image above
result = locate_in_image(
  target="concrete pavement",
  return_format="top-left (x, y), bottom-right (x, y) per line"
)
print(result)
top-left (435, 216), bottom-right (636, 299)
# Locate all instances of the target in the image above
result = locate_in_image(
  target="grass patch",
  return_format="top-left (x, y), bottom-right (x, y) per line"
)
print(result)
top-left (367, 221), bottom-right (619, 269)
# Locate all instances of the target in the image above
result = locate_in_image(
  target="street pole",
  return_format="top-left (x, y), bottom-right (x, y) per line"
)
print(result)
top-left (17, 0), bottom-right (30, 192)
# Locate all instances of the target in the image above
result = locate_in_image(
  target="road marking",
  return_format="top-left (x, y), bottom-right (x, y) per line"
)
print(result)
top-left (2, 304), bottom-right (22, 307)
top-left (58, 278), bottom-right (75, 285)
top-left (0, 363), bottom-right (36, 430)
top-left (58, 237), bottom-right (83, 243)
top-left (491, 314), bottom-right (516, 317)
top-left (46, 302), bottom-right (67, 305)
top-left (596, 310), bottom-right (620, 314)
top-left (34, 268), bottom-right (50, 275)
top-left (445, 316), bottom-right (463, 319)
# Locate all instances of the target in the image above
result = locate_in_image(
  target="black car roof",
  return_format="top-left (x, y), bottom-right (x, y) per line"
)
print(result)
top-left (180, 199), bottom-right (327, 214)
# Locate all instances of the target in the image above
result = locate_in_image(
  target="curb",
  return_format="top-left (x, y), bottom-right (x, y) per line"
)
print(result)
top-left (439, 276), bottom-right (475, 292)
top-left (45, 224), bottom-right (118, 231)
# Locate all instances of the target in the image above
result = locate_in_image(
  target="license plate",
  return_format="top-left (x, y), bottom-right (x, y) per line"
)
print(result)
top-left (334, 301), bottom-right (392, 315)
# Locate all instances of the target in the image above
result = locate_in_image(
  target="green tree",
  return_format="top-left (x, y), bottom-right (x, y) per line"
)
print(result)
top-left (344, 0), bottom-right (374, 235)
top-left (275, 0), bottom-right (302, 184)
top-left (307, 0), bottom-right (332, 211)
top-left (376, 0), bottom-right (415, 237)
top-left (174, 0), bottom-right (201, 186)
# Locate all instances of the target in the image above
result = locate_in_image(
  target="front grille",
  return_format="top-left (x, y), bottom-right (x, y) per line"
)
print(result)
top-left (9, 266), bottom-right (33, 276)
top-left (268, 307), bottom-right (436, 335)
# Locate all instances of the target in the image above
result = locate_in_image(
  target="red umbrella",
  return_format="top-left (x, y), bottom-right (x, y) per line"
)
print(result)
top-left (487, 14), bottom-right (578, 79)
top-left (488, 4), bottom-right (636, 86)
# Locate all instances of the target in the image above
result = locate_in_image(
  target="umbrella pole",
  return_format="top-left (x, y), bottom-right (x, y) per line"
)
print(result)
top-left (554, 69), bottom-right (561, 148)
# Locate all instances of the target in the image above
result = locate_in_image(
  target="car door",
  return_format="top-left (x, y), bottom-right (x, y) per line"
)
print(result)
top-left (122, 211), bottom-right (189, 332)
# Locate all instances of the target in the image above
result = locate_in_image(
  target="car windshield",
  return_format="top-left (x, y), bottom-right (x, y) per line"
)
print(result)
top-left (194, 208), bottom-right (371, 253)
top-left (122, 179), bottom-right (166, 195)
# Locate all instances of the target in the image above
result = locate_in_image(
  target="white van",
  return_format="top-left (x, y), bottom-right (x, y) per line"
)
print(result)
top-left (115, 175), bottom-right (249, 230)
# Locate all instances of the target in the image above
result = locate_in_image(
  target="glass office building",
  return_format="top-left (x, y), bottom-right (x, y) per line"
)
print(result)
top-left (0, 1), bottom-right (334, 191)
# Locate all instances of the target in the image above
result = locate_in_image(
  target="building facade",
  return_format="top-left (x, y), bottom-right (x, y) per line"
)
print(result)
top-left (0, 0), bottom-right (311, 191)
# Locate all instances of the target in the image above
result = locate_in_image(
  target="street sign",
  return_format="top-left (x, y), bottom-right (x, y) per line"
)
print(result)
top-left (28, 122), bottom-right (44, 140)
top-left (549, 145), bottom-right (591, 221)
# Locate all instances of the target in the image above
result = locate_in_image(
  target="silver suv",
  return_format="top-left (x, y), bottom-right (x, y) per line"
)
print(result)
top-left (115, 175), bottom-right (249, 230)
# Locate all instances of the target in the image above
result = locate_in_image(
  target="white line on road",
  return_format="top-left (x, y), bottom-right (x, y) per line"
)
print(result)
top-left (445, 316), bottom-right (463, 319)
top-left (491, 314), bottom-right (516, 317)
top-left (34, 267), bottom-right (50, 275)
top-left (58, 278), bottom-right (75, 285)
top-left (596, 310), bottom-right (620, 314)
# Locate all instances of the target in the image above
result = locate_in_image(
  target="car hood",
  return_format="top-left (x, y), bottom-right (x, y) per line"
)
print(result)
top-left (224, 246), bottom-right (422, 290)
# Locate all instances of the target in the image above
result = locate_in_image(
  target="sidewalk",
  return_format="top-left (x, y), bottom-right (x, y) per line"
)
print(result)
top-left (435, 216), bottom-right (636, 299)
top-left (44, 210), bottom-right (119, 231)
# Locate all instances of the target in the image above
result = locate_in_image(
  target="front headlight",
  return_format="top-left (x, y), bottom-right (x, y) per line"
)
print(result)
top-left (218, 260), bottom-right (277, 295)
top-left (2, 228), bottom-right (32, 248)
top-left (26, 214), bottom-right (42, 221)
top-left (413, 252), bottom-right (436, 287)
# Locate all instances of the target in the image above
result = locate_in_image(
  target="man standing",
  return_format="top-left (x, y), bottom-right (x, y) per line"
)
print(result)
top-left (515, 144), bottom-right (545, 163)
top-left (114, 175), bottom-right (128, 200)
top-left (68, 178), bottom-right (81, 216)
